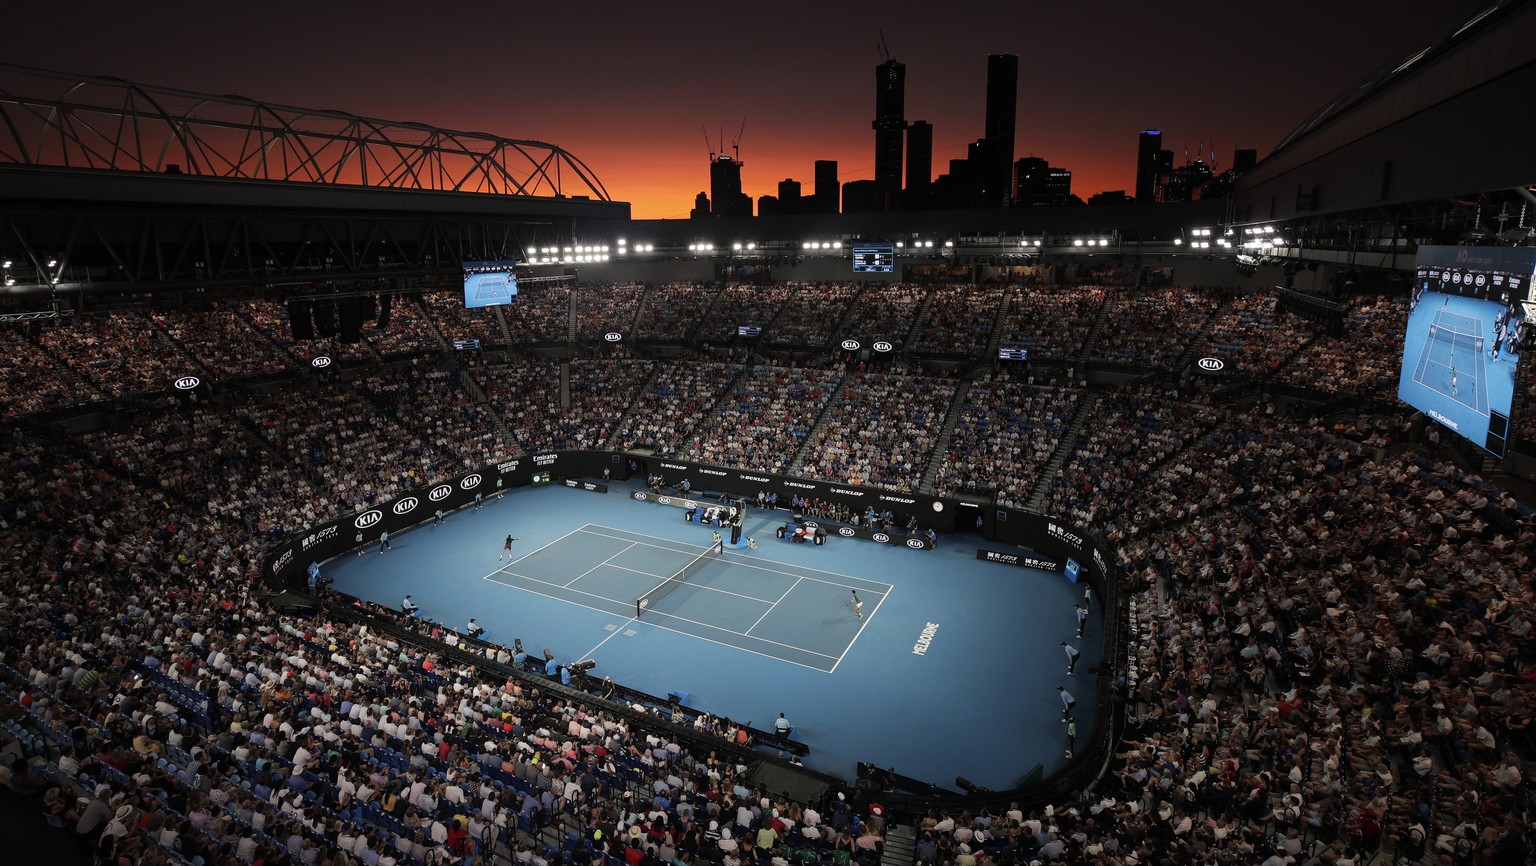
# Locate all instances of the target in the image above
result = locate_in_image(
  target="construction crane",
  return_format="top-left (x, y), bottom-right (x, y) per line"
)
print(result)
top-left (731, 117), bottom-right (747, 162)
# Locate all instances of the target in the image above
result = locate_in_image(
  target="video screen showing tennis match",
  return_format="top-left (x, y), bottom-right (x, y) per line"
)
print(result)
top-left (1397, 246), bottom-right (1533, 457)
top-left (462, 260), bottom-right (519, 309)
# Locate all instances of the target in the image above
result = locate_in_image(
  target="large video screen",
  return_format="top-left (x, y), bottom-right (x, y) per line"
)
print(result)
top-left (463, 260), bottom-right (519, 309)
top-left (1397, 246), bottom-right (1532, 457)
top-left (852, 242), bottom-right (894, 273)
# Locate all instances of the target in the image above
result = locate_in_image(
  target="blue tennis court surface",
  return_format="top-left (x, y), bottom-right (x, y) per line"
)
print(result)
top-left (322, 483), bottom-right (1094, 789)
top-left (488, 524), bottom-right (889, 672)
top-left (1411, 310), bottom-right (1489, 415)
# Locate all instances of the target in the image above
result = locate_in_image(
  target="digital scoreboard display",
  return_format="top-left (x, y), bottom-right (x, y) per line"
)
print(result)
top-left (852, 242), bottom-right (895, 273)
top-left (462, 260), bottom-right (519, 309)
top-left (1396, 246), bottom-right (1532, 458)
top-left (737, 325), bottom-right (763, 337)
top-left (998, 347), bottom-right (1029, 361)
top-left (452, 339), bottom-right (481, 350)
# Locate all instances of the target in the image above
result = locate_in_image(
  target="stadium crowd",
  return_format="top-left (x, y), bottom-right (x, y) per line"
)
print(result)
top-left (1088, 288), bottom-right (1222, 367)
top-left (1195, 293), bottom-right (1307, 377)
top-left (798, 372), bottom-right (956, 491)
top-left (994, 285), bottom-right (1104, 359)
top-left (0, 323), bottom-right (100, 417)
top-left (1044, 386), bottom-right (1224, 539)
top-left (574, 284), bottom-right (646, 342)
top-left (685, 364), bottom-right (841, 474)
top-left (695, 284), bottom-right (796, 345)
top-left (932, 374), bottom-right (1079, 509)
top-left (1270, 296), bottom-right (1408, 397)
top-left (615, 363), bottom-right (738, 454)
top-left (2, 281), bottom-right (1535, 866)
top-left (907, 284), bottom-right (1002, 357)
top-left (767, 284), bottom-right (860, 346)
top-left (841, 284), bottom-right (927, 348)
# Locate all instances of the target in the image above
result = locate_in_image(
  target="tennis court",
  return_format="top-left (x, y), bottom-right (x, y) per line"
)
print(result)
top-left (486, 523), bottom-right (890, 672)
top-left (1411, 310), bottom-right (1490, 415)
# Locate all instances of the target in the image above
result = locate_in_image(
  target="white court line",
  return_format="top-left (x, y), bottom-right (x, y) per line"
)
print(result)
top-left (744, 576), bottom-right (802, 635)
top-left (486, 521), bottom-right (880, 672)
top-left (620, 565), bottom-right (780, 606)
top-left (580, 615), bottom-right (637, 663)
top-left (486, 569), bottom-right (636, 610)
top-left (830, 585), bottom-right (890, 674)
top-left (509, 573), bottom-right (834, 673)
top-left (563, 542), bottom-right (642, 589)
top-left (637, 606), bottom-right (840, 660)
top-left (488, 571), bottom-right (841, 672)
top-left (582, 524), bottom-right (895, 593)
top-left (577, 526), bottom-right (717, 557)
top-left (478, 523), bottom-right (600, 581)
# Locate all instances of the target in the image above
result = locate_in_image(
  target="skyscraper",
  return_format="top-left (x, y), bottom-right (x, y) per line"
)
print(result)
top-left (1135, 130), bottom-right (1172, 204)
top-left (814, 159), bottom-right (840, 214)
top-left (777, 178), bottom-right (802, 210)
top-left (981, 54), bottom-right (1018, 208)
top-left (709, 154), bottom-right (752, 218)
top-left (1014, 156), bottom-right (1071, 207)
top-left (906, 120), bottom-right (933, 191)
top-left (872, 58), bottom-right (908, 210)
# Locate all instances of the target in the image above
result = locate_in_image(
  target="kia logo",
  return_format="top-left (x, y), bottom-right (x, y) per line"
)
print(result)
top-left (873, 533), bottom-right (890, 543)
top-left (840, 339), bottom-right (861, 351)
top-left (173, 376), bottom-right (201, 390)
top-left (604, 332), bottom-right (622, 342)
top-left (354, 510), bottom-right (383, 529)
top-left (1475, 274), bottom-right (1486, 286)
top-left (1197, 357), bottom-right (1225, 372)
top-left (632, 492), bottom-right (647, 501)
top-left (872, 341), bottom-right (893, 352)
top-left (428, 485), bottom-right (452, 502)
top-left (838, 527), bottom-right (855, 537)
top-left (803, 522), bottom-right (820, 529)
top-left (906, 539), bottom-right (925, 549)
top-left (659, 497), bottom-right (672, 505)
top-left (683, 500), bottom-right (697, 509)
top-left (1453, 272), bottom-right (1463, 283)
top-left (459, 474), bottom-right (483, 490)
top-left (311, 356), bottom-right (332, 368)
top-left (392, 497), bottom-right (419, 515)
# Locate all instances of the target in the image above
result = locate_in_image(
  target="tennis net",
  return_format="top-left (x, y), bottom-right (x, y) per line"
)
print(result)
top-left (636, 539), bottom-right (723, 617)
top-left (1428, 323), bottom-right (1483, 354)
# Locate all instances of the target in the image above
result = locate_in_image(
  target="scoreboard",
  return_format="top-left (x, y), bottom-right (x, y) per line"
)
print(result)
top-left (852, 242), bottom-right (895, 273)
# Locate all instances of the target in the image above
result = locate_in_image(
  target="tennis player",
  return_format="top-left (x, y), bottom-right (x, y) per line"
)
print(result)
top-left (851, 590), bottom-right (863, 619)
top-left (498, 534), bottom-right (520, 561)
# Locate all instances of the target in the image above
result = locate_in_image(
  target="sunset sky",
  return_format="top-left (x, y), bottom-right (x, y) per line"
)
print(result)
top-left (8, 0), bottom-right (1459, 219)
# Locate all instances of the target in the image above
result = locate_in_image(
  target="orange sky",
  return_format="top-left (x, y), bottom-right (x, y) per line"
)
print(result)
top-left (7, 0), bottom-right (1460, 221)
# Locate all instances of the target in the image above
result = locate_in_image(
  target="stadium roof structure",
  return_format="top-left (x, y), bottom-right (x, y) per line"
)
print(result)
top-left (1231, 0), bottom-right (1536, 264)
top-left (0, 64), bottom-right (612, 200)
top-left (0, 65), bottom-right (629, 296)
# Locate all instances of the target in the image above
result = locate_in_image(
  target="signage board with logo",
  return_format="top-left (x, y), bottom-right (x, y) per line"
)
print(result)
top-left (1194, 356), bottom-right (1228, 376)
